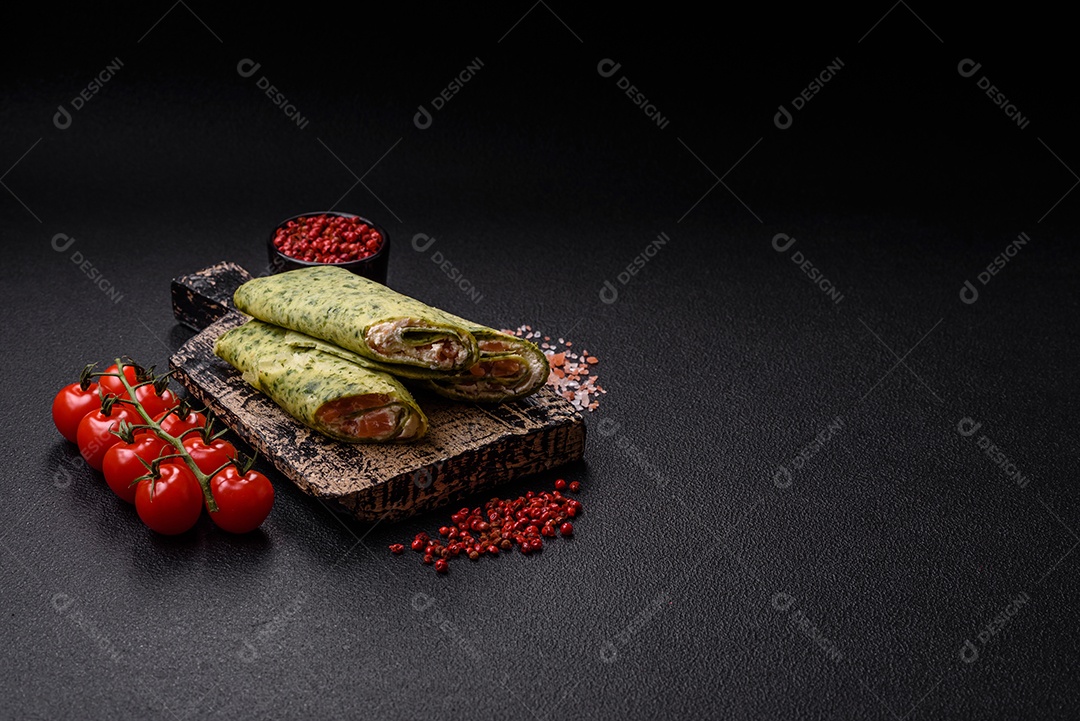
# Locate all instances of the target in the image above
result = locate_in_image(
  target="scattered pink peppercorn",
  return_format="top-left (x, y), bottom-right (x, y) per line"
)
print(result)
top-left (391, 480), bottom-right (584, 573)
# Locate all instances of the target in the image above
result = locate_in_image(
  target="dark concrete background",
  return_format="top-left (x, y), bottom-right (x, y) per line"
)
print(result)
top-left (2, 5), bottom-right (1077, 719)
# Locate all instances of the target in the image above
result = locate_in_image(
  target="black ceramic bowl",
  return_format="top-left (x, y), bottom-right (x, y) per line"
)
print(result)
top-left (267, 211), bottom-right (390, 284)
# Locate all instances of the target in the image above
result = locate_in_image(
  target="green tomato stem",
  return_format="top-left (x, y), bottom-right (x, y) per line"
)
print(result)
top-left (113, 358), bottom-right (220, 513)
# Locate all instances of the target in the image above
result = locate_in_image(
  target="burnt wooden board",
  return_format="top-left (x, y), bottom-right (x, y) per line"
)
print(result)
top-left (168, 262), bottom-right (586, 522)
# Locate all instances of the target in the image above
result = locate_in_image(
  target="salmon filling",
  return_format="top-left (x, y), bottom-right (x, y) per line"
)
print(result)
top-left (459, 339), bottom-right (530, 380)
top-left (433, 339), bottom-right (547, 400)
top-left (315, 394), bottom-right (422, 442)
top-left (477, 339), bottom-right (516, 354)
top-left (467, 358), bottom-right (527, 380)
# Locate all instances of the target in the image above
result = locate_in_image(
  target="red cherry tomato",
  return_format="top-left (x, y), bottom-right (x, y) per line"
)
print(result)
top-left (76, 405), bottom-right (136, 471)
top-left (134, 463), bottom-right (204, 535)
top-left (181, 435), bottom-right (237, 475)
top-left (155, 409), bottom-right (207, 439)
top-left (209, 466), bottom-right (275, 533)
top-left (135, 384), bottom-right (179, 419)
top-left (102, 434), bottom-right (168, 504)
top-left (97, 363), bottom-right (139, 399)
top-left (52, 382), bottom-right (101, 442)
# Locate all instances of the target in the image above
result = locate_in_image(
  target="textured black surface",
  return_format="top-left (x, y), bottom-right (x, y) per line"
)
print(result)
top-left (2, 6), bottom-right (1078, 720)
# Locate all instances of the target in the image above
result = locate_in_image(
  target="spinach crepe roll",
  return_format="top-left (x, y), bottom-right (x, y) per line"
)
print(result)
top-left (232, 266), bottom-right (479, 371)
top-left (422, 327), bottom-right (549, 402)
top-left (276, 323), bottom-right (548, 403)
top-left (214, 321), bottom-right (428, 443)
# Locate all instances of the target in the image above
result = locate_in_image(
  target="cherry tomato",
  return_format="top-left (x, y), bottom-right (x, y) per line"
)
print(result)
top-left (155, 409), bottom-right (207, 439)
top-left (102, 434), bottom-right (168, 504)
top-left (97, 363), bottom-right (139, 399)
top-left (135, 384), bottom-right (179, 419)
top-left (134, 463), bottom-right (203, 535)
top-left (52, 382), bottom-right (101, 442)
top-left (181, 435), bottom-right (237, 475)
top-left (77, 405), bottom-right (137, 471)
top-left (209, 466), bottom-right (275, 533)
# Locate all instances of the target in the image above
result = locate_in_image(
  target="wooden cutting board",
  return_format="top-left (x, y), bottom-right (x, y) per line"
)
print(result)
top-left (168, 262), bottom-right (586, 522)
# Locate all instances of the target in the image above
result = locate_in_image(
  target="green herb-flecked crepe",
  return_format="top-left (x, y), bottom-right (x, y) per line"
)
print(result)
top-left (232, 266), bottom-right (479, 371)
top-left (214, 321), bottom-right (428, 442)
top-left (279, 322), bottom-right (548, 403)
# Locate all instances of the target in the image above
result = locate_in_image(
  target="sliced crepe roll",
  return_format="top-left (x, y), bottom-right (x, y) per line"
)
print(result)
top-left (422, 328), bottom-right (549, 402)
top-left (232, 266), bottom-right (479, 371)
top-left (275, 323), bottom-right (548, 404)
top-left (214, 321), bottom-right (428, 443)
